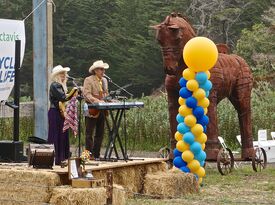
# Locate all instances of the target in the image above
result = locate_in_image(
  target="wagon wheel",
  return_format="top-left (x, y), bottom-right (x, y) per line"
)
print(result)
top-left (158, 147), bottom-right (170, 159)
top-left (252, 147), bottom-right (267, 172)
top-left (217, 148), bottom-right (234, 175)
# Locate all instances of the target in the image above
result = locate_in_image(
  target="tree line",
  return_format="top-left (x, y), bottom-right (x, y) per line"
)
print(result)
top-left (0, 0), bottom-right (274, 97)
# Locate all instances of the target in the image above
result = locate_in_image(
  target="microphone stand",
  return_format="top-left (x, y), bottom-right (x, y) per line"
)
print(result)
top-left (70, 79), bottom-right (83, 157)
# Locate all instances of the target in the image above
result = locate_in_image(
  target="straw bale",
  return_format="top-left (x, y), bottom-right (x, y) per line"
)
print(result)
top-left (49, 186), bottom-right (106, 205)
top-left (113, 184), bottom-right (127, 205)
top-left (92, 162), bottom-right (166, 194)
top-left (143, 167), bottom-right (199, 198)
top-left (0, 168), bottom-right (60, 204)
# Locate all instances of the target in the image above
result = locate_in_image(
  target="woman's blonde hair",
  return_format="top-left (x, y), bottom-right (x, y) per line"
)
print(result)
top-left (51, 72), bottom-right (68, 93)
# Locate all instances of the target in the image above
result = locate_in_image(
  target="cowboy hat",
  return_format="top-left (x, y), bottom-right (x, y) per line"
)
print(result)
top-left (51, 65), bottom-right (70, 77)
top-left (89, 60), bottom-right (109, 73)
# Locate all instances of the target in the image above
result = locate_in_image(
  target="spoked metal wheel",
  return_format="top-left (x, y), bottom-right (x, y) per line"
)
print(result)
top-left (158, 147), bottom-right (170, 159)
top-left (252, 147), bottom-right (267, 172)
top-left (217, 148), bottom-right (234, 175)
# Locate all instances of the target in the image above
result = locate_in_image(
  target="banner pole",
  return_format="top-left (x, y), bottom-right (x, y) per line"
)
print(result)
top-left (13, 40), bottom-right (21, 142)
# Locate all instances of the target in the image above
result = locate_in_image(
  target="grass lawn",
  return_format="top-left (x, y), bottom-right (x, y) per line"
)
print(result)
top-left (127, 163), bottom-right (275, 205)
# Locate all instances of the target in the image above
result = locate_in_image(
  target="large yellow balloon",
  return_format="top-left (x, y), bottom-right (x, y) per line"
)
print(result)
top-left (193, 88), bottom-right (206, 100)
top-left (176, 140), bottom-right (190, 152)
top-left (178, 97), bottom-right (185, 106)
top-left (179, 105), bottom-right (192, 117)
top-left (195, 167), bottom-right (206, 178)
top-left (187, 159), bottom-right (200, 172)
top-left (182, 150), bottom-right (194, 163)
top-left (183, 37), bottom-right (218, 72)
top-left (175, 131), bottom-right (183, 141)
top-left (191, 124), bottom-right (204, 137)
top-left (186, 79), bottom-right (199, 92)
top-left (195, 133), bottom-right (207, 144)
top-left (182, 68), bottom-right (195, 80)
top-left (184, 115), bottom-right (197, 127)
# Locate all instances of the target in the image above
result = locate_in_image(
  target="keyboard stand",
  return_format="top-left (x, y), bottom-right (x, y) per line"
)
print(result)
top-left (104, 108), bottom-right (128, 161)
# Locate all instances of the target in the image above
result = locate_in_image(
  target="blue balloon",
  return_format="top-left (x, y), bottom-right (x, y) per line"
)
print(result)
top-left (193, 106), bottom-right (204, 119)
top-left (173, 156), bottom-right (187, 168)
top-left (177, 123), bottom-right (190, 134)
top-left (183, 132), bottom-right (195, 144)
top-left (205, 91), bottom-right (209, 97)
top-left (197, 115), bottom-right (209, 126)
top-left (195, 72), bottom-right (208, 84)
top-left (200, 80), bottom-right (212, 91)
top-left (179, 87), bottom-right (192, 99)
top-left (195, 151), bottom-right (207, 162)
top-left (186, 97), bottom-right (197, 109)
top-left (179, 77), bottom-right (187, 88)
top-left (200, 160), bottom-right (205, 167)
top-left (203, 125), bottom-right (207, 133)
top-left (180, 166), bottom-right (190, 173)
top-left (176, 114), bottom-right (185, 123)
top-left (190, 142), bottom-right (202, 155)
top-left (173, 148), bottom-right (182, 157)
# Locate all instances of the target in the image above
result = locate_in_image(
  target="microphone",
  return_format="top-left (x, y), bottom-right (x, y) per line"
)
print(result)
top-left (103, 74), bottom-right (112, 82)
top-left (67, 75), bottom-right (75, 80)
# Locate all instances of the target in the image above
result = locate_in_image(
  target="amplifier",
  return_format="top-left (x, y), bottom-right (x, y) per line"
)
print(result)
top-left (0, 140), bottom-right (24, 162)
top-left (28, 144), bottom-right (55, 169)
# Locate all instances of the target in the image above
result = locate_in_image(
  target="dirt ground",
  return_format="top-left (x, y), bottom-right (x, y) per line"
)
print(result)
top-left (127, 163), bottom-right (275, 205)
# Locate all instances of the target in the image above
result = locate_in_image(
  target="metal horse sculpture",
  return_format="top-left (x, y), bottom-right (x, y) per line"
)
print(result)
top-left (152, 13), bottom-right (254, 160)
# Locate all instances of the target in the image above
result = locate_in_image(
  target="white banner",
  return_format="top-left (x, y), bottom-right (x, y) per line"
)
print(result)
top-left (0, 19), bottom-right (25, 101)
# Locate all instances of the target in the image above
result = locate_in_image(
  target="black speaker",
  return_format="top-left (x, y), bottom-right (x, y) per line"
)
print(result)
top-left (0, 141), bottom-right (24, 162)
top-left (28, 144), bottom-right (55, 169)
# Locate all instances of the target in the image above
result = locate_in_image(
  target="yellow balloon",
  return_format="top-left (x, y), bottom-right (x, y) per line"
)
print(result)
top-left (198, 98), bottom-right (210, 108)
top-left (202, 143), bottom-right (206, 150)
top-left (183, 37), bottom-right (218, 72)
top-left (176, 140), bottom-right (190, 152)
top-left (178, 97), bottom-right (186, 106)
top-left (187, 159), bottom-right (200, 172)
top-left (175, 131), bottom-right (183, 141)
top-left (204, 108), bottom-right (208, 115)
top-left (182, 150), bottom-right (194, 163)
top-left (186, 80), bottom-right (199, 92)
top-left (198, 177), bottom-right (203, 184)
top-left (195, 167), bottom-right (206, 178)
top-left (179, 105), bottom-right (192, 117)
top-left (191, 124), bottom-right (204, 137)
top-left (184, 115), bottom-right (197, 127)
top-left (182, 68), bottom-right (195, 80)
top-left (196, 133), bottom-right (207, 144)
top-left (193, 88), bottom-right (206, 100)
top-left (206, 70), bottom-right (211, 79)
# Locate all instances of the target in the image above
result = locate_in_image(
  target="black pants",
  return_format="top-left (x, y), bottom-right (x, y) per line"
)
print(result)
top-left (85, 112), bottom-right (105, 158)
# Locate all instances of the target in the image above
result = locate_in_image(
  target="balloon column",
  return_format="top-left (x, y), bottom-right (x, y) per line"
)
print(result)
top-left (173, 37), bottom-right (218, 184)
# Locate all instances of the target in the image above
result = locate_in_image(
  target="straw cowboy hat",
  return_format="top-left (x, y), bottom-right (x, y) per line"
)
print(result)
top-left (89, 60), bottom-right (109, 73)
top-left (51, 65), bottom-right (70, 77)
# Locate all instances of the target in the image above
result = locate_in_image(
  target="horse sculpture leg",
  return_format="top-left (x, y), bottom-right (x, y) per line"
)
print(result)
top-left (206, 90), bottom-right (220, 160)
top-left (165, 76), bottom-right (179, 159)
top-left (230, 84), bottom-right (254, 159)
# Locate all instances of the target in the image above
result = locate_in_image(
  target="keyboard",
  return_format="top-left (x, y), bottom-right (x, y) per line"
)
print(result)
top-left (87, 101), bottom-right (144, 110)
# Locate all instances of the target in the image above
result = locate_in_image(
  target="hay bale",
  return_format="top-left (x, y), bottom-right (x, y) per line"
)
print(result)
top-left (113, 184), bottom-right (127, 205)
top-left (92, 162), bottom-right (166, 194)
top-left (50, 186), bottom-right (106, 205)
top-left (0, 168), bottom-right (60, 204)
top-left (143, 167), bottom-right (199, 198)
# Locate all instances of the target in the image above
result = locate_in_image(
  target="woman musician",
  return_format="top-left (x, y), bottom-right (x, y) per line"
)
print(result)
top-left (48, 65), bottom-right (77, 165)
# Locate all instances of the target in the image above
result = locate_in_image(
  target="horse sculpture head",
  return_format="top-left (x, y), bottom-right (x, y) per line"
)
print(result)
top-left (152, 13), bottom-right (196, 75)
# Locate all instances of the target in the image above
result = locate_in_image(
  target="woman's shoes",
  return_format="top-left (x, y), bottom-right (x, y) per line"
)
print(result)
top-left (60, 160), bottom-right (68, 168)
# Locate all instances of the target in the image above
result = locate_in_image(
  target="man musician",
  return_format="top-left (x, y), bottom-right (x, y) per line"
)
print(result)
top-left (83, 60), bottom-right (109, 159)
